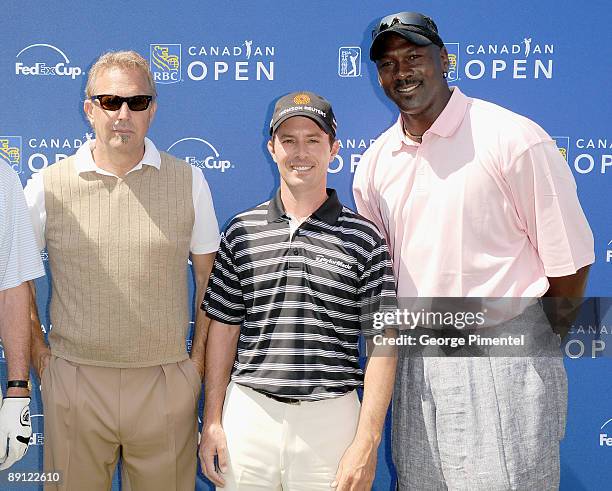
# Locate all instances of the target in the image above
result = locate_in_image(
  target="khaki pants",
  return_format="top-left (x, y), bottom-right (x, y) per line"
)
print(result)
top-left (41, 355), bottom-right (201, 491)
top-left (220, 382), bottom-right (361, 490)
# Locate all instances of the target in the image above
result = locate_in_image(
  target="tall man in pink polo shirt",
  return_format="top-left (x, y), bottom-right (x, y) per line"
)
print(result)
top-left (353, 11), bottom-right (594, 491)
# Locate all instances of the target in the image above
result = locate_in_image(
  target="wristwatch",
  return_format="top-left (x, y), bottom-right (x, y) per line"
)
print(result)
top-left (7, 380), bottom-right (32, 391)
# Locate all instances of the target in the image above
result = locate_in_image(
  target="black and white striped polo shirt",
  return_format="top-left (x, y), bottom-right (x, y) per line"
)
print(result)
top-left (203, 189), bottom-right (396, 400)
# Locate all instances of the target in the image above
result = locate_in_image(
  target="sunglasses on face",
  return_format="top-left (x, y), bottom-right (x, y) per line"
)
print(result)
top-left (91, 94), bottom-right (153, 111)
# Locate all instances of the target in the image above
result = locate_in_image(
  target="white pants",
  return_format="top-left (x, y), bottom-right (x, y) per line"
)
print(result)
top-left (219, 382), bottom-right (361, 490)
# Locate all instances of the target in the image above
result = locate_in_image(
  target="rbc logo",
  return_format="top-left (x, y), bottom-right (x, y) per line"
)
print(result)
top-left (0, 136), bottom-right (22, 174)
top-left (552, 136), bottom-right (570, 162)
top-left (150, 44), bottom-right (181, 84)
top-left (445, 43), bottom-right (460, 82)
top-left (338, 47), bottom-right (361, 77)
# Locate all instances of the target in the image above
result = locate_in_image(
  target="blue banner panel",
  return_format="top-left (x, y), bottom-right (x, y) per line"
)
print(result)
top-left (1, 1), bottom-right (610, 489)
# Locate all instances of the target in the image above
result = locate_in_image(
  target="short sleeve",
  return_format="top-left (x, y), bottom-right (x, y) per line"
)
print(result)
top-left (353, 151), bottom-right (389, 244)
top-left (23, 170), bottom-right (46, 251)
top-left (504, 141), bottom-right (594, 277)
top-left (202, 230), bottom-right (246, 325)
top-left (190, 167), bottom-right (221, 254)
top-left (358, 233), bottom-right (397, 336)
top-left (0, 163), bottom-right (45, 290)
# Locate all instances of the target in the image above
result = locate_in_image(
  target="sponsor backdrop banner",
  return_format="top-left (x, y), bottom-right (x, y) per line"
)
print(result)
top-left (1, 1), bottom-right (611, 489)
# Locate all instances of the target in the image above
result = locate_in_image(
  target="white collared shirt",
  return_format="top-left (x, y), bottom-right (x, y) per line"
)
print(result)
top-left (0, 159), bottom-right (45, 290)
top-left (24, 137), bottom-right (220, 254)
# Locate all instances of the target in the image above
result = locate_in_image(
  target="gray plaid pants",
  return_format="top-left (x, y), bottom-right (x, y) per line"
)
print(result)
top-left (392, 304), bottom-right (567, 491)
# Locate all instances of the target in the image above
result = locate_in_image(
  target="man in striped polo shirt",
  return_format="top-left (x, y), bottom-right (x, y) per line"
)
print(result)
top-left (200, 92), bottom-right (397, 490)
top-left (0, 158), bottom-right (45, 470)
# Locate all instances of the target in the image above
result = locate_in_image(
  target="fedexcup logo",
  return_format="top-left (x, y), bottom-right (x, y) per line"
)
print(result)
top-left (29, 414), bottom-right (44, 446)
top-left (606, 240), bottom-right (612, 264)
top-left (168, 137), bottom-right (233, 173)
top-left (0, 136), bottom-right (22, 173)
top-left (15, 44), bottom-right (83, 79)
top-left (150, 44), bottom-right (181, 84)
top-left (338, 47), bottom-right (361, 77)
top-left (600, 418), bottom-right (612, 447)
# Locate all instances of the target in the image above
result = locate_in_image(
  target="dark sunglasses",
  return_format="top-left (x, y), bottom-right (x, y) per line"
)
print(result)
top-left (372, 12), bottom-right (443, 47)
top-left (91, 94), bottom-right (153, 111)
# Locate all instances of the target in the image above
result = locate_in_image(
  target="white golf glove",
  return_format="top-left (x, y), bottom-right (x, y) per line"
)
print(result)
top-left (0, 396), bottom-right (32, 470)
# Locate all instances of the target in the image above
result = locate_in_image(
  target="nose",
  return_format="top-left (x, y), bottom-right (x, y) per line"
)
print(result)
top-left (116, 101), bottom-right (131, 119)
top-left (295, 140), bottom-right (308, 158)
top-left (396, 59), bottom-right (413, 80)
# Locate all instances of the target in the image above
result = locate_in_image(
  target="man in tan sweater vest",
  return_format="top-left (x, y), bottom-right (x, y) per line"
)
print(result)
top-left (24, 51), bottom-right (220, 490)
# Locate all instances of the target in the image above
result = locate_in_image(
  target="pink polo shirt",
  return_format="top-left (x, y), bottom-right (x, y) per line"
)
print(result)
top-left (353, 87), bottom-right (594, 297)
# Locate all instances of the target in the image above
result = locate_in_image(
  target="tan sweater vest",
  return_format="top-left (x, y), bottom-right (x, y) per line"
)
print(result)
top-left (43, 152), bottom-right (194, 367)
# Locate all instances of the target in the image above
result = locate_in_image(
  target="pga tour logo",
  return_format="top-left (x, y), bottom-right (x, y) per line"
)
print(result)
top-left (338, 47), bottom-right (361, 77)
top-left (167, 137), bottom-right (233, 173)
top-left (15, 44), bottom-right (83, 79)
top-left (150, 44), bottom-right (181, 84)
top-left (0, 136), bottom-right (22, 174)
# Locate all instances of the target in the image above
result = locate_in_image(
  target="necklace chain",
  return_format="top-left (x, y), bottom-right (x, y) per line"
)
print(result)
top-left (402, 122), bottom-right (424, 140)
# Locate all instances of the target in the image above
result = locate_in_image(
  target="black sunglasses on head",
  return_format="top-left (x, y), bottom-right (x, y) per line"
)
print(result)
top-left (372, 12), bottom-right (443, 47)
top-left (91, 94), bottom-right (153, 111)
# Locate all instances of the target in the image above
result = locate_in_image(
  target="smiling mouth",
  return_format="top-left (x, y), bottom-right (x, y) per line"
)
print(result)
top-left (396, 82), bottom-right (421, 94)
top-left (292, 165), bottom-right (313, 172)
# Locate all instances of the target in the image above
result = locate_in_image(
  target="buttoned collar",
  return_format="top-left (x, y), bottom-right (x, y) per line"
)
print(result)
top-left (267, 188), bottom-right (343, 225)
top-left (391, 86), bottom-right (469, 151)
top-left (74, 137), bottom-right (161, 176)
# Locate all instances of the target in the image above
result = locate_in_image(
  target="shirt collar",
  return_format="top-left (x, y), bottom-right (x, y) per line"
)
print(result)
top-left (390, 86), bottom-right (469, 151)
top-left (427, 86), bottom-right (468, 138)
top-left (74, 137), bottom-right (161, 176)
top-left (267, 188), bottom-right (343, 225)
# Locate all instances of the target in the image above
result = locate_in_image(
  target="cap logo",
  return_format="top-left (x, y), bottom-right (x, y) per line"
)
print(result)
top-left (293, 94), bottom-right (311, 105)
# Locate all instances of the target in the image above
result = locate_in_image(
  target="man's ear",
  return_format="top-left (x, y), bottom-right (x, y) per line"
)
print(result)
top-left (440, 45), bottom-right (449, 73)
top-left (84, 98), bottom-right (94, 126)
top-left (147, 100), bottom-right (157, 125)
top-left (329, 139), bottom-right (340, 162)
top-left (267, 138), bottom-right (277, 163)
